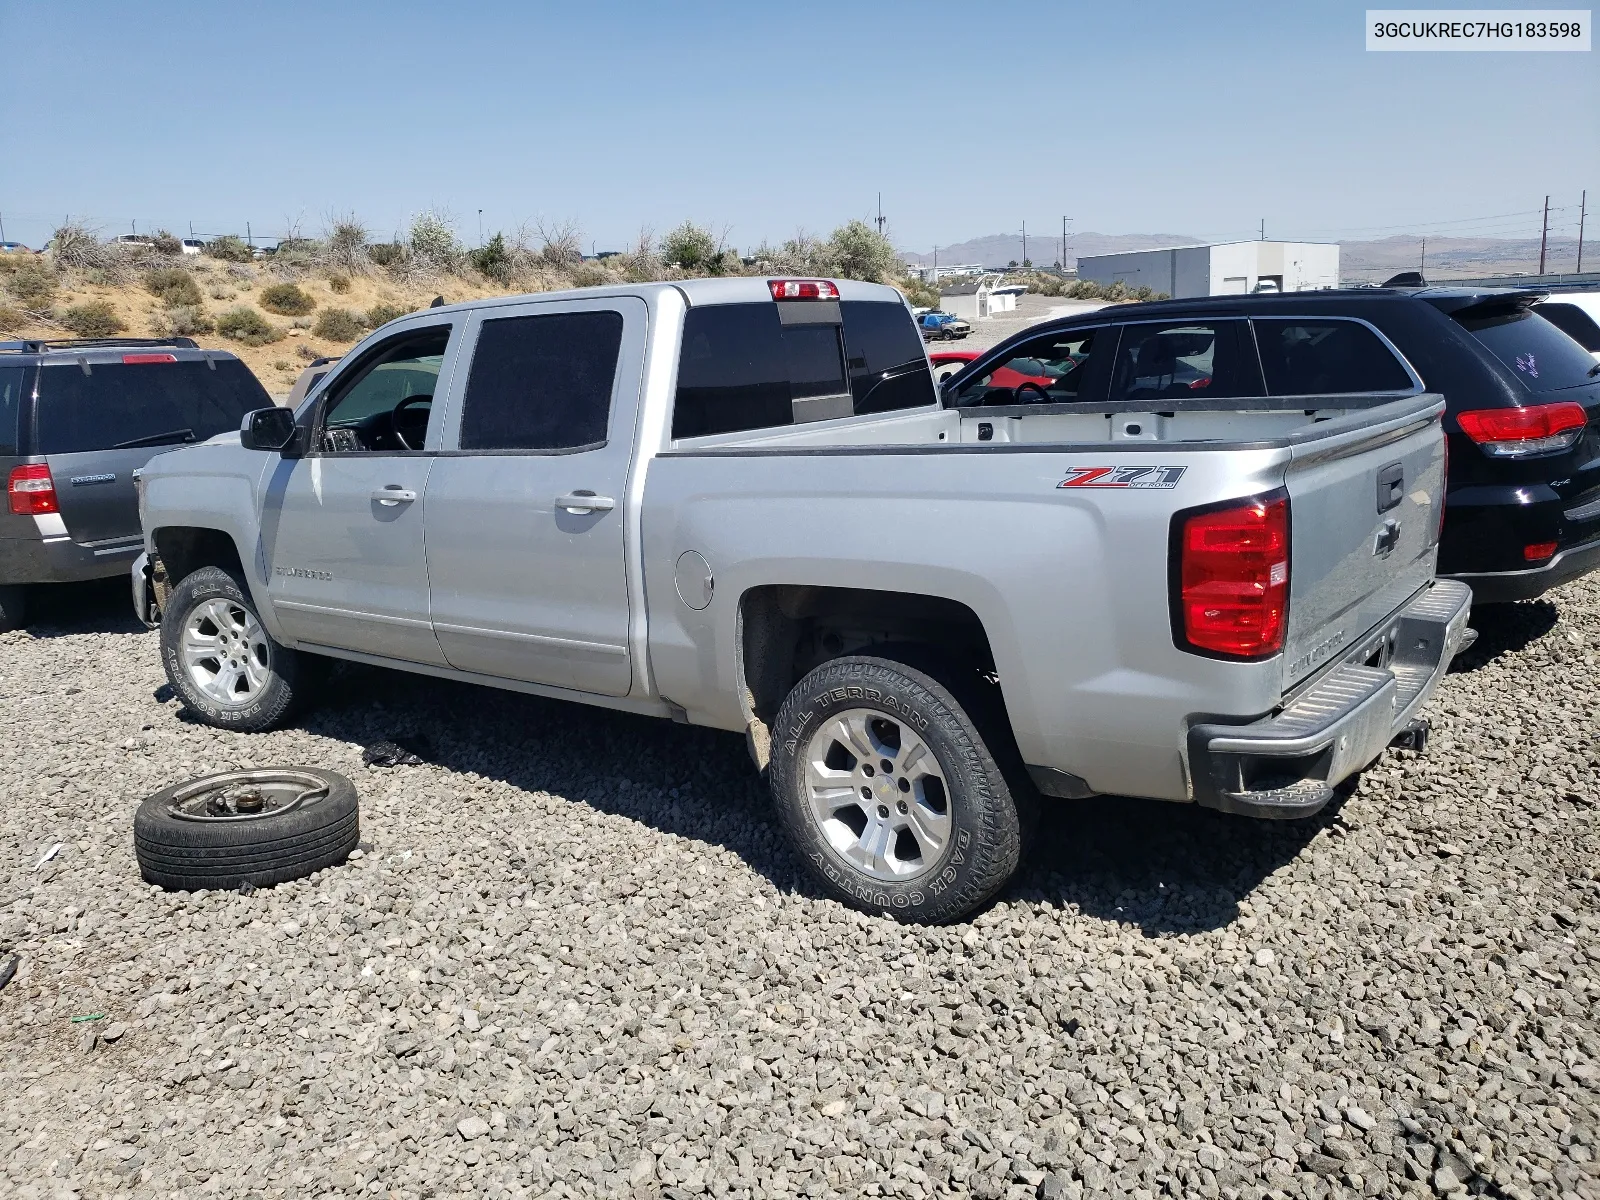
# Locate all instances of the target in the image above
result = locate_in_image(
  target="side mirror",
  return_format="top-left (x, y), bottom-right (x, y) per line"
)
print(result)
top-left (241, 407), bottom-right (304, 457)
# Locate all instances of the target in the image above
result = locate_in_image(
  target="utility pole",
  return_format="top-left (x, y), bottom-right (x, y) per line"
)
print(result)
top-left (0, 212), bottom-right (5, 243)
top-left (1420, 238), bottom-right (1426, 276)
top-left (1259, 218), bottom-right (1265, 241)
top-left (876, 193), bottom-right (886, 237)
top-left (1578, 190), bottom-right (1587, 274)
top-left (246, 221), bottom-right (252, 249)
top-left (1538, 195), bottom-right (1549, 275)
top-left (1062, 215), bottom-right (1069, 270)
top-left (478, 210), bottom-right (484, 247)
top-left (1021, 220), bottom-right (1027, 267)
top-left (933, 245), bottom-right (938, 281)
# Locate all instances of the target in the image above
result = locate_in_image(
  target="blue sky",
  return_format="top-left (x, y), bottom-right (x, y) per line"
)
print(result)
top-left (2, 0), bottom-right (1595, 254)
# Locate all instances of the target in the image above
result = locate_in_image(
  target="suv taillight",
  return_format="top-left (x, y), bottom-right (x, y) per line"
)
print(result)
top-left (1173, 493), bottom-right (1290, 659)
top-left (7, 464), bottom-right (58, 515)
top-left (1456, 402), bottom-right (1587, 457)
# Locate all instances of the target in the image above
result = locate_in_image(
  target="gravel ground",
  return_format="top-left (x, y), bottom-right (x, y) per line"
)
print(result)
top-left (1, 575), bottom-right (1598, 1200)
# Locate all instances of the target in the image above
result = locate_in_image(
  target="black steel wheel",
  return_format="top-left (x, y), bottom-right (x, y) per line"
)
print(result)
top-left (134, 767), bottom-right (359, 891)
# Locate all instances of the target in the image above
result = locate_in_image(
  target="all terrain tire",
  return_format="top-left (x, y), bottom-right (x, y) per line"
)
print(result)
top-left (160, 565), bottom-right (307, 731)
top-left (134, 767), bottom-right (359, 891)
top-left (769, 653), bottom-right (1026, 924)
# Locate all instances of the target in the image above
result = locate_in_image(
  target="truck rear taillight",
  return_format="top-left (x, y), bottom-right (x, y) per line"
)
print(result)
top-left (768, 279), bottom-right (840, 301)
top-left (1173, 493), bottom-right (1290, 660)
top-left (7, 464), bottom-right (58, 516)
top-left (1456, 402), bottom-right (1587, 457)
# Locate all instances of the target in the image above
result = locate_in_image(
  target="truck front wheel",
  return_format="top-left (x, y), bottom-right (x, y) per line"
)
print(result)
top-left (769, 654), bottom-right (1025, 924)
top-left (160, 565), bottom-right (309, 732)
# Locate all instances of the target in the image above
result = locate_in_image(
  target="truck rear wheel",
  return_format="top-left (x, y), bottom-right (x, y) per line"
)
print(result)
top-left (160, 565), bottom-right (308, 732)
top-left (769, 654), bottom-right (1025, 924)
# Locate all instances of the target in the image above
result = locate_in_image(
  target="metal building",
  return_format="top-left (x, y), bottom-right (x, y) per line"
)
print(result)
top-left (1076, 241), bottom-right (1340, 298)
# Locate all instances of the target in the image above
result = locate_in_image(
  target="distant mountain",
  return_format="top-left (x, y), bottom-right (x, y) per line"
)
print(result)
top-left (1338, 235), bottom-right (1586, 282)
top-left (901, 232), bottom-right (1205, 269)
top-left (901, 230), bottom-right (1590, 281)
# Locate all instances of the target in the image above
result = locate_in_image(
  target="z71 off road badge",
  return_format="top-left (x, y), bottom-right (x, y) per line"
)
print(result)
top-left (1058, 465), bottom-right (1187, 490)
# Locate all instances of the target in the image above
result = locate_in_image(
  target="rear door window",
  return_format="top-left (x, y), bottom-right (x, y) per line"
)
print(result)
top-left (1533, 303), bottom-right (1600, 353)
top-left (35, 359), bottom-right (271, 454)
top-left (1454, 307), bottom-right (1599, 393)
top-left (840, 300), bottom-right (936, 415)
top-left (0, 366), bottom-right (27, 454)
top-left (1252, 318), bottom-right (1414, 395)
top-left (673, 303), bottom-right (860, 437)
top-left (458, 310), bottom-right (623, 451)
top-left (1109, 321), bottom-right (1261, 403)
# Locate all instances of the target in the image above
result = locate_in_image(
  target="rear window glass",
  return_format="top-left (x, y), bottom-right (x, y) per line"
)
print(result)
top-left (459, 310), bottom-right (622, 451)
top-left (672, 304), bottom-right (803, 438)
top-left (1252, 319), bottom-right (1414, 395)
top-left (1534, 303), bottom-right (1600, 353)
top-left (1457, 307), bottom-right (1600, 393)
top-left (35, 359), bottom-right (270, 455)
top-left (840, 300), bottom-right (936, 414)
top-left (0, 366), bottom-right (26, 454)
top-left (1109, 321), bottom-right (1260, 402)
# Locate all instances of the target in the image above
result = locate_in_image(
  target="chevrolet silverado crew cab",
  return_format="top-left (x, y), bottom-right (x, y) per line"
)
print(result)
top-left (134, 278), bottom-right (1471, 923)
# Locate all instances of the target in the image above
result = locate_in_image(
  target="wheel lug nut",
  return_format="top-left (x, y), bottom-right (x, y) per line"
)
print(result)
top-left (897, 800), bottom-right (908, 814)
top-left (862, 764), bottom-right (874, 777)
top-left (881, 759), bottom-right (893, 774)
top-left (860, 786), bottom-right (872, 799)
top-left (877, 804), bottom-right (889, 818)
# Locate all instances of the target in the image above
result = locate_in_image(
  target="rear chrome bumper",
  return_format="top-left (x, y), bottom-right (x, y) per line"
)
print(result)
top-left (1188, 579), bottom-right (1474, 819)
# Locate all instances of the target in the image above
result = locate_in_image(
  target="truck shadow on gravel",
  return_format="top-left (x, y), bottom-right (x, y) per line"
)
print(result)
top-left (1451, 599), bottom-right (1559, 673)
top-left (300, 662), bottom-right (1332, 936)
top-left (14, 578), bottom-right (148, 638)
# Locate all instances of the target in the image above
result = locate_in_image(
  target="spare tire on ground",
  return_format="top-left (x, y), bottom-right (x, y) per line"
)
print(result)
top-left (134, 768), bottom-right (359, 891)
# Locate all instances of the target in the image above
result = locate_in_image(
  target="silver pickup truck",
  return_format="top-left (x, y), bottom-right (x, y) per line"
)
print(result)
top-left (133, 278), bottom-right (1472, 923)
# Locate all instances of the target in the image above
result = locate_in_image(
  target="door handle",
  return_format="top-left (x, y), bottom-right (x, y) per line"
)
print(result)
top-left (555, 491), bottom-right (615, 514)
top-left (372, 487), bottom-right (417, 506)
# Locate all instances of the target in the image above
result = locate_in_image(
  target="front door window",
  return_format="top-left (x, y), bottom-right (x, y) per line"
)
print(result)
top-left (318, 328), bottom-right (449, 453)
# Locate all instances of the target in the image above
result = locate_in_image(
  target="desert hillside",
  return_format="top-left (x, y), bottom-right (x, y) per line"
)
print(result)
top-left (0, 254), bottom-right (521, 396)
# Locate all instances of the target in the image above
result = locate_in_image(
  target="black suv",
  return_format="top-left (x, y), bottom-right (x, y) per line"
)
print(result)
top-left (942, 287), bottom-right (1600, 603)
top-left (1, 338), bottom-right (271, 628)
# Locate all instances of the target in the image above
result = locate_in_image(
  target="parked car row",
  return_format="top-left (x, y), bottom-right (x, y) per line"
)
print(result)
top-left (3, 276), bottom-right (1594, 924)
top-left (937, 285), bottom-right (1600, 603)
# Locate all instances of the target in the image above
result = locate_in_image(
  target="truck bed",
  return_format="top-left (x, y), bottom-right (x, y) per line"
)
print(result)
top-left (643, 389), bottom-right (1446, 803)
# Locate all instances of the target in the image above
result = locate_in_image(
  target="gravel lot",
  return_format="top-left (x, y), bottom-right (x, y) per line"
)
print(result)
top-left (929, 295), bottom-right (1113, 355)
top-left (2, 575), bottom-right (1597, 1200)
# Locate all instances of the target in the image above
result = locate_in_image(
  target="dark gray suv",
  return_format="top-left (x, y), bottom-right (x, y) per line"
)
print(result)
top-left (1, 337), bottom-right (270, 628)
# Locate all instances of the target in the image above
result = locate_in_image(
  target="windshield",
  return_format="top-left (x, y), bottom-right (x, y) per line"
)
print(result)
top-left (1455, 307), bottom-right (1599, 393)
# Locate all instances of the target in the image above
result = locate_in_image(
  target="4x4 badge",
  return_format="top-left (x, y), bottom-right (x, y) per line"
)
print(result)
top-left (1059, 465), bottom-right (1187, 490)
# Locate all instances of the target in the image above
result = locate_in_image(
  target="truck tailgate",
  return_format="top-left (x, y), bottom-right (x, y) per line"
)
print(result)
top-left (1280, 398), bottom-right (1446, 684)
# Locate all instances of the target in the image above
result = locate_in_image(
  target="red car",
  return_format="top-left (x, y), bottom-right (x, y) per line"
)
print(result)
top-left (928, 348), bottom-right (1057, 390)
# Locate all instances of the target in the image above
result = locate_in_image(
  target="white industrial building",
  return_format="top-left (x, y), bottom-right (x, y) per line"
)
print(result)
top-left (939, 278), bottom-right (1018, 321)
top-left (912, 263), bottom-right (985, 283)
top-left (1075, 241), bottom-right (1340, 298)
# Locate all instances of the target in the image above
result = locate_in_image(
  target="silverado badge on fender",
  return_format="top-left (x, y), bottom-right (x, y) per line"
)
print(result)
top-left (1058, 465), bottom-right (1187, 489)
